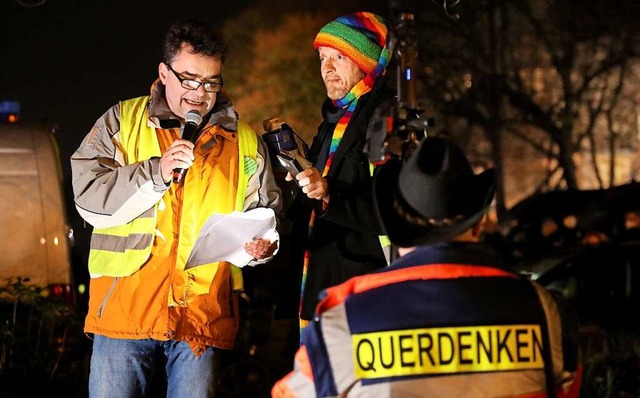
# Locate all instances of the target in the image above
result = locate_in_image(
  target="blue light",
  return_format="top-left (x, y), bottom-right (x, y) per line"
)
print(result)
top-left (0, 100), bottom-right (20, 123)
top-left (0, 100), bottom-right (20, 113)
top-left (405, 68), bottom-right (412, 80)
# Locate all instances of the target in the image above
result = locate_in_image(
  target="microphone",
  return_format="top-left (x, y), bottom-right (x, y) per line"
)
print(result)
top-left (172, 110), bottom-right (203, 183)
top-left (262, 117), bottom-right (312, 170)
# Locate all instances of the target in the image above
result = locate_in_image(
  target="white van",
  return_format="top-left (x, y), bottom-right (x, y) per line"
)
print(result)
top-left (0, 123), bottom-right (73, 297)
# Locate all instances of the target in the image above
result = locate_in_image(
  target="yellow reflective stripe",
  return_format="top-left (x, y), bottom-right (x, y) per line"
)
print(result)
top-left (370, 161), bottom-right (390, 261)
top-left (352, 324), bottom-right (544, 380)
top-left (89, 217), bottom-right (156, 276)
top-left (89, 247), bottom-right (153, 277)
top-left (92, 216), bottom-right (157, 237)
top-left (378, 235), bottom-right (391, 248)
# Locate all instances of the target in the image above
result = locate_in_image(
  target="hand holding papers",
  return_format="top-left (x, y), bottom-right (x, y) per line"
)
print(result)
top-left (185, 207), bottom-right (277, 269)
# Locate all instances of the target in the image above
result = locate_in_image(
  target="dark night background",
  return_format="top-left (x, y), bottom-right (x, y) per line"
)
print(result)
top-left (1, 3), bottom-right (292, 394)
top-left (0, 0), bottom-right (251, 263)
top-left (3, 2), bottom-right (640, 397)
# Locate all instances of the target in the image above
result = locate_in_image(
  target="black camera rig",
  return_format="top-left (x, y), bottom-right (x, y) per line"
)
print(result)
top-left (365, 10), bottom-right (435, 166)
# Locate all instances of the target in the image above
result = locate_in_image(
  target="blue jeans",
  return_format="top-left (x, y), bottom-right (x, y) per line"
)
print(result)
top-left (89, 335), bottom-right (221, 398)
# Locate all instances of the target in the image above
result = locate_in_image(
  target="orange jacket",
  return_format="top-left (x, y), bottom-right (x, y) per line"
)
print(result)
top-left (71, 84), bottom-right (281, 354)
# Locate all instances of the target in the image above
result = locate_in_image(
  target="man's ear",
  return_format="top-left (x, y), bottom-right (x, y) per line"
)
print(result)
top-left (158, 63), bottom-right (169, 84)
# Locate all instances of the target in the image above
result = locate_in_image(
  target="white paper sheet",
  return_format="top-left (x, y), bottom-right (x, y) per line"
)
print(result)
top-left (185, 207), bottom-right (277, 269)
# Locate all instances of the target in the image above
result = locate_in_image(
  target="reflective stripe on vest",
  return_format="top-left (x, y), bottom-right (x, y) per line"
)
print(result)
top-left (89, 208), bottom-right (158, 276)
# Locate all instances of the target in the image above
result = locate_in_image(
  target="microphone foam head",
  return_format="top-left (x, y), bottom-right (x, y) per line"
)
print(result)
top-left (185, 110), bottom-right (203, 125)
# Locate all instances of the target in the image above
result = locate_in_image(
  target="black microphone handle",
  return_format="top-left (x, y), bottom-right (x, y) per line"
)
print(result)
top-left (172, 120), bottom-right (199, 183)
top-left (182, 120), bottom-right (199, 143)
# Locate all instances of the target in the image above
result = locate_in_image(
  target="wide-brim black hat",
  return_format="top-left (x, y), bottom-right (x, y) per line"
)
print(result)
top-left (374, 136), bottom-right (495, 247)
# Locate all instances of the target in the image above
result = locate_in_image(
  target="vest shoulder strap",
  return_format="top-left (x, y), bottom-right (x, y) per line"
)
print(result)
top-left (231, 121), bottom-right (259, 290)
top-left (234, 121), bottom-right (259, 211)
top-left (119, 96), bottom-right (160, 163)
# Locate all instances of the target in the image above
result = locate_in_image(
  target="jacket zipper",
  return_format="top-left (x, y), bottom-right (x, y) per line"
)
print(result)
top-left (97, 277), bottom-right (119, 318)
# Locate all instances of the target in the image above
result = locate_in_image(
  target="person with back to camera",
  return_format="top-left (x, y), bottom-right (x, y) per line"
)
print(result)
top-left (70, 18), bottom-right (282, 398)
top-left (273, 135), bottom-right (582, 397)
top-left (285, 11), bottom-right (395, 331)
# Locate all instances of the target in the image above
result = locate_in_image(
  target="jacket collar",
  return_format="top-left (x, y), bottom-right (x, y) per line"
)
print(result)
top-left (390, 242), bottom-right (515, 271)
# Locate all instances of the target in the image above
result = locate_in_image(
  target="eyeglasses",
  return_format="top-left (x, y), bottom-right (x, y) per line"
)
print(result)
top-left (166, 64), bottom-right (223, 93)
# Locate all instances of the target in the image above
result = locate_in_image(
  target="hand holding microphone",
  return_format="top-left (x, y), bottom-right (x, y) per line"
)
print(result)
top-left (172, 110), bottom-right (203, 183)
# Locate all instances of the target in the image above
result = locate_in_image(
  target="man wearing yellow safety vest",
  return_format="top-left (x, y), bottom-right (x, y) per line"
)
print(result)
top-left (273, 136), bottom-right (581, 397)
top-left (71, 19), bottom-right (281, 398)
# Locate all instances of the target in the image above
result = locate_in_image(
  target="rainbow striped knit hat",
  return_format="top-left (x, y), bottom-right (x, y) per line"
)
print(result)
top-left (313, 12), bottom-right (391, 80)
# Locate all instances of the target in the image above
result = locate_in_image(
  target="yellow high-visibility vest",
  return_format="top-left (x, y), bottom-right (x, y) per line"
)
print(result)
top-left (88, 95), bottom-right (257, 289)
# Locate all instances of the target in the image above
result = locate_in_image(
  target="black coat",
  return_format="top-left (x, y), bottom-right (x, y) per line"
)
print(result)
top-left (287, 81), bottom-right (395, 321)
